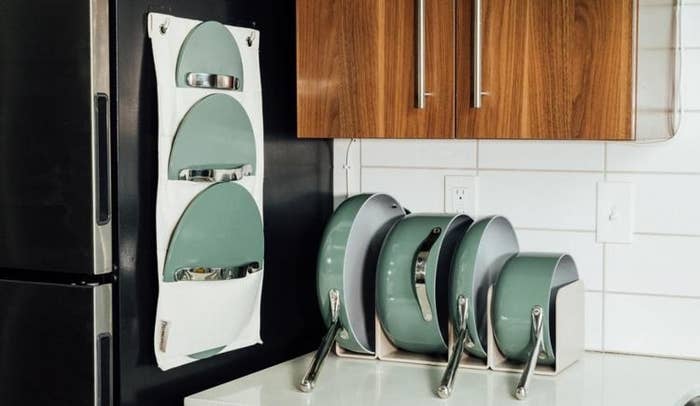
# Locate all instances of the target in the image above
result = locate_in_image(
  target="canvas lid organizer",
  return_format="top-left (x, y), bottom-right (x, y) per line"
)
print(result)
top-left (148, 12), bottom-right (264, 371)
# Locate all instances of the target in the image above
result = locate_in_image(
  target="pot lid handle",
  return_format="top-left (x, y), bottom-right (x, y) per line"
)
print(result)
top-left (170, 261), bottom-right (261, 282)
top-left (178, 164), bottom-right (253, 183)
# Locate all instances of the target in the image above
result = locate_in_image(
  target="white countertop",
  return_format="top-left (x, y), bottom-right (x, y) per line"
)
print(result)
top-left (186, 352), bottom-right (700, 406)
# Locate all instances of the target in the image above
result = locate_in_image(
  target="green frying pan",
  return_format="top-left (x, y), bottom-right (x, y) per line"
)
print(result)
top-left (376, 214), bottom-right (472, 355)
top-left (176, 21), bottom-right (244, 90)
top-left (437, 216), bottom-right (519, 398)
top-left (168, 94), bottom-right (256, 182)
top-left (299, 194), bottom-right (405, 392)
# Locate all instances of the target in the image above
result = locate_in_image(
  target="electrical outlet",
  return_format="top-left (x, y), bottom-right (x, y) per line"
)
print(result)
top-left (596, 182), bottom-right (635, 243)
top-left (444, 176), bottom-right (477, 215)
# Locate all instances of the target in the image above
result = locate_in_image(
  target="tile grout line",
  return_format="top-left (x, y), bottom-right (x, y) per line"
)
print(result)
top-left (602, 142), bottom-right (609, 352)
top-left (362, 165), bottom-right (700, 176)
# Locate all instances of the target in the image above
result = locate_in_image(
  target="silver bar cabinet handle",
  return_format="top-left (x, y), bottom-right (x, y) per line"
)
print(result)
top-left (473, 0), bottom-right (483, 108)
top-left (515, 305), bottom-right (545, 400)
top-left (299, 289), bottom-right (342, 393)
top-left (416, 0), bottom-right (426, 109)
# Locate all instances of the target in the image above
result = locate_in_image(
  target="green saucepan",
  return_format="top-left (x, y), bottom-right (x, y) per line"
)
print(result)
top-left (437, 216), bottom-right (519, 399)
top-left (493, 253), bottom-right (579, 365)
top-left (169, 94), bottom-right (256, 182)
top-left (376, 214), bottom-right (473, 355)
top-left (299, 193), bottom-right (405, 392)
top-left (176, 21), bottom-right (244, 90)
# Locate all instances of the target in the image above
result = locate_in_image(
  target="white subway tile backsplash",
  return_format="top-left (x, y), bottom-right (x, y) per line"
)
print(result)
top-left (684, 50), bottom-right (700, 110)
top-left (606, 234), bottom-right (700, 297)
top-left (604, 293), bottom-right (700, 359)
top-left (585, 292), bottom-right (603, 351)
top-left (361, 139), bottom-right (477, 169)
top-left (478, 141), bottom-right (605, 171)
top-left (638, 6), bottom-right (674, 49)
top-left (636, 48), bottom-right (674, 112)
top-left (360, 168), bottom-right (475, 213)
top-left (684, 6), bottom-right (700, 47)
top-left (609, 114), bottom-right (700, 172)
top-left (518, 229), bottom-right (603, 290)
top-left (606, 173), bottom-right (700, 236)
top-left (478, 171), bottom-right (601, 230)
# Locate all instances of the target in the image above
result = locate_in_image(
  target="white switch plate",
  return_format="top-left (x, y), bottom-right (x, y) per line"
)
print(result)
top-left (596, 182), bottom-right (635, 244)
top-left (444, 176), bottom-right (478, 215)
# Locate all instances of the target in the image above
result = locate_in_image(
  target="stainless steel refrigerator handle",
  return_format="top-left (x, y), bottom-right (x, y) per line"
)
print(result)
top-left (178, 164), bottom-right (253, 183)
top-left (515, 305), bottom-right (545, 400)
top-left (473, 0), bottom-right (484, 108)
top-left (186, 72), bottom-right (241, 90)
top-left (299, 289), bottom-right (342, 393)
top-left (413, 227), bottom-right (442, 322)
top-left (437, 295), bottom-right (475, 399)
top-left (172, 262), bottom-right (261, 282)
top-left (415, 0), bottom-right (426, 109)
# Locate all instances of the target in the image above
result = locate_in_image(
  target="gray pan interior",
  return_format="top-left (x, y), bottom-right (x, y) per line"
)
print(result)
top-left (343, 195), bottom-right (405, 352)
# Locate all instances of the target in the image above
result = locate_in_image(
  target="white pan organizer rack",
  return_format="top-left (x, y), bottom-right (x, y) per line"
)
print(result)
top-left (148, 13), bottom-right (265, 371)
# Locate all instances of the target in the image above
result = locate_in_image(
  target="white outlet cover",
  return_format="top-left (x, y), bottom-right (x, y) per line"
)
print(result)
top-left (444, 176), bottom-right (478, 215)
top-left (596, 182), bottom-right (635, 244)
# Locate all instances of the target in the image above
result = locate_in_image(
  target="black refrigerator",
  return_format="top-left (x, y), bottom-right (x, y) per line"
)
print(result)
top-left (0, 0), bottom-right (113, 404)
top-left (0, 0), bottom-right (332, 405)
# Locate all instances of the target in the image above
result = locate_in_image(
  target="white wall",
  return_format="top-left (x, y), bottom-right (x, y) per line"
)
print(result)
top-left (333, 3), bottom-right (700, 360)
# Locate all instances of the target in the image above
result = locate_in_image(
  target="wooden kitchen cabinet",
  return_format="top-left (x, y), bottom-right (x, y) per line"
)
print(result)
top-left (457, 0), bottom-right (635, 140)
top-left (297, 0), bottom-right (455, 139)
top-left (297, 0), bottom-right (636, 140)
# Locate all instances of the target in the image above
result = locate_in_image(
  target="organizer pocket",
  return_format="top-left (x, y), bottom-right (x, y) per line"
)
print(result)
top-left (176, 21), bottom-right (245, 91)
top-left (157, 182), bottom-right (264, 357)
top-left (168, 94), bottom-right (256, 182)
top-left (157, 271), bottom-right (263, 357)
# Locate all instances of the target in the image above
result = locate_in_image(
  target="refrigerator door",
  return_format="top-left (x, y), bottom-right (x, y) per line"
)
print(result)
top-left (0, 0), bottom-right (111, 275)
top-left (0, 279), bottom-right (112, 406)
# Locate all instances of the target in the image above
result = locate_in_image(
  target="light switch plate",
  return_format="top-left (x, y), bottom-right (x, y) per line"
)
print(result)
top-left (596, 182), bottom-right (635, 243)
top-left (444, 176), bottom-right (478, 215)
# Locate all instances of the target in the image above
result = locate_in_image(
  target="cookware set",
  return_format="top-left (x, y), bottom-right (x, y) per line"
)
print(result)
top-left (301, 194), bottom-right (583, 400)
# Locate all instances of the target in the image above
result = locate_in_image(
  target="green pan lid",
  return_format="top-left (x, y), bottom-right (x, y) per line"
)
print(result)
top-left (176, 21), bottom-right (244, 89)
top-left (168, 94), bottom-right (256, 180)
top-left (163, 183), bottom-right (263, 282)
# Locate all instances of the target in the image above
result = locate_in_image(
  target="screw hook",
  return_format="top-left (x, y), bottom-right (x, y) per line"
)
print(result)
top-left (247, 30), bottom-right (257, 47)
top-left (160, 18), bottom-right (170, 34)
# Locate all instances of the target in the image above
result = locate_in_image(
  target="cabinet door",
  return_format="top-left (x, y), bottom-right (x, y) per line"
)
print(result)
top-left (456, 0), bottom-right (635, 140)
top-left (297, 0), bottom-right (454, 139)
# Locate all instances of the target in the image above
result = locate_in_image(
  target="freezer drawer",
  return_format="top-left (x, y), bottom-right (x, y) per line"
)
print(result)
top-left (0, 0), bottom-right (111, 275)
top-left (0, 279), bottom-right (112, 406)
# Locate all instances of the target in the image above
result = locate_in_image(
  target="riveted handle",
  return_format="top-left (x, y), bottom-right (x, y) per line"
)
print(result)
top-left (412, 227), bottom-right (442, 322)
top-left (178, 164), bottom-right (253, 183)
top-left (515, 305), bottom-right (545, 400)
top-left (299, 289), bottom-right (342, 392)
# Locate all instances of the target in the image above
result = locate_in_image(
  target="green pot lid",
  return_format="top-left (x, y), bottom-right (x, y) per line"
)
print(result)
top-left (492, 253), bottom-right (579, 365)
top-left (163, 183), bottom-right (263, 282)
top-left (176, 21), bottom-right (244, 89)
top-left (376, 214), bottom-right (472, 355)
top-left (449, 216), bottom-right (519, 359)
top-left (317, 194), bottom-right (405, 354)
top-left (168, 94), bottom-right (256, 180)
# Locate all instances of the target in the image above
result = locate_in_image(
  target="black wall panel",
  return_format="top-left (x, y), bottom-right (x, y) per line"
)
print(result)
top-left (113, 1), bottom-right (332, 405)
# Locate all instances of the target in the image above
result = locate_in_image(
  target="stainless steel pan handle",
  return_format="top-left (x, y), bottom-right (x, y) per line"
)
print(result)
top-left (437, 295), bottom-right (474, 398)
top-left (412, 227), bottom-right (442, 322)
top-left (299, 289), bottom-right (342, 392)
top-left (515, 305), bottom-right (545, 400)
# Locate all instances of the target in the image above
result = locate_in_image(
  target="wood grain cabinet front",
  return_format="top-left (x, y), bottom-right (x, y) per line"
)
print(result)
top-left (297, 0), bottom-right (637, 141)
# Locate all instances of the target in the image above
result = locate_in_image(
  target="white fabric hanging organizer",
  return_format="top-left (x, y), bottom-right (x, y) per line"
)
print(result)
top-left (148, 12), bottom-right (264, 371)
